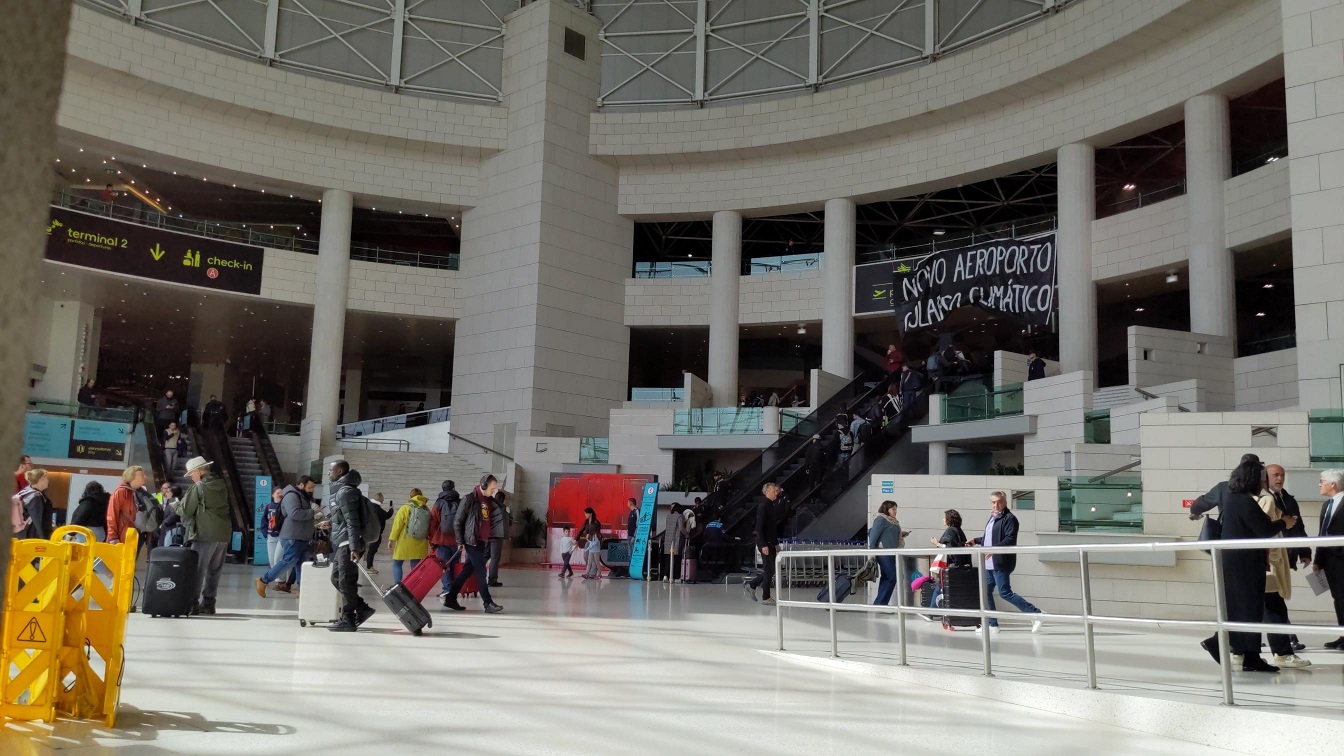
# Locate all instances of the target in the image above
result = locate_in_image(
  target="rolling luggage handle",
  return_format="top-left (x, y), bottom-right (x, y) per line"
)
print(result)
top-left (356, 560), bottom-right (435, 635)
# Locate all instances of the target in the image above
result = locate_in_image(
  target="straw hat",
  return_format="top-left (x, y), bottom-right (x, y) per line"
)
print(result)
top-left (183, 456), bottom-right (213, 476)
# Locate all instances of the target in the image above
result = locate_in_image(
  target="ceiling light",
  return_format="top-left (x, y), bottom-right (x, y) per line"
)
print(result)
top-left (1255, 312), bottom-right (1266, 317)
top-left (1266, 156), bottom-right (1280, 163)
top-left (78, 148), bottom-right (83, 152)
top-left (1262, 283), bottom-right (1274, 289)
top-left (55, 159), bottom-right (60, 163)
top-left (1165, 272), bottom-right (1178, 284)
top-left (933, 229), bottom-right (945, 236)
top-left (1123, 183), bottom-right (1137, 191)
top-left (1135, 307), bottom-right (1145, 312)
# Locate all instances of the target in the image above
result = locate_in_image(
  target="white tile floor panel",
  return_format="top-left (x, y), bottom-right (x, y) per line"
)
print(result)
top-left (0, 564), bottom-right (1297, 755)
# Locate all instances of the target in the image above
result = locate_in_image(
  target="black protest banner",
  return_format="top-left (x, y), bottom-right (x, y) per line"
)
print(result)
top-left (44, 207), bottom-right (265, 295)
top-left (892, 234), bottom-right (1056, 331)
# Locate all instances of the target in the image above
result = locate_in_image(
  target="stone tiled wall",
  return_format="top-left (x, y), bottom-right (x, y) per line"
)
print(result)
top-left (596, 0), bottom-right (1282, 216)
top-left (1127, 326), bottom-right (1235, 410)
top-left (1091, 197), bottom-right (1189, 284)
top-left (1224, 160), bottom-right (1291, 249)
top-left (259, 249), bottom-right (461, 319)
top-left (1023, 370), bottom-right (1094, 476)
top-left (59, 5), bottom-right (505, 207)
top-left (1233, 348), bottom-right (1300, 410)
top-left (624, 270), bottom-right (824, 327)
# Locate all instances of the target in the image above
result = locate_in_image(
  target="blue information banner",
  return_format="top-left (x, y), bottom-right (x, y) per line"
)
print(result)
top-left (71, 419), bottom-right (130, 444)
top-left (253, 476), bottom-right (272, 566)
top-left (23, 415), bottom-right (72, 458)
top-left (629, 482), bottom-right (659, 580)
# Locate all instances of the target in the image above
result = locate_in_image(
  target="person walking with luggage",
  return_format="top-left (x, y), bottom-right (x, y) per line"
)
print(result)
top-left (442, 474), bottom-right (504, 614)
top-left (558, 526), bottom-right (576, 578)
top-left (868, 500), bottom-right (910, 606)
top-left (178, 457), bottom-right (232, 615)
top-left (255, 476), bottom-right (316, 597)
top-left (970, 491), bottom-right (1043, 634)
top-left (745, 483), bottom-right (786, 606)
top-left (107, 466), bottom-right (147, 547)
top-left (487, 491), bottom-right (510, 587)
top-left (928, 509), bottom-right (970, 612)
top-left (429, 480), bottom-right (461, 597)
top-left (387, 488), bottom-right (431, 583)
top-left (326, 460), bottom-right (376, 632)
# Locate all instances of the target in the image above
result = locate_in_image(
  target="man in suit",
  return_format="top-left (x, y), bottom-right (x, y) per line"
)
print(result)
top-left (744, 482), bottom-right (786, 606)
top-left (1313, 469), bottom-right (1344, 650)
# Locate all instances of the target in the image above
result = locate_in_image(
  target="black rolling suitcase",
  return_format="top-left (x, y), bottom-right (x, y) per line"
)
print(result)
top-left (143, 546), bottom-right (199, 617)
top-left (940, 564), bottom-right (981, 630)
top-left (358, 563), bottom-right (432, 635)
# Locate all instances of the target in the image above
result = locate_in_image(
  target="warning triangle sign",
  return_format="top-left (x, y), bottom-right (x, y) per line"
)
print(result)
top-left (18, 617), bottom-right (46, 644)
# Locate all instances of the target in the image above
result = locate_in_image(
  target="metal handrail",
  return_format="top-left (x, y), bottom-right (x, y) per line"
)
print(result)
top-left (775, 535), bottom-right (1344, 707)
top-left (1086, 459), bottom-right (1141, 484)
top-left (446, 431), bottom-right (515, 462)
top-left (338, 437), bottom-right (411, 452)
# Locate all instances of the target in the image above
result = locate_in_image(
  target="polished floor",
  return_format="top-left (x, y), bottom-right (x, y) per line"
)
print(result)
top-left (0, 560), bottom-right (1293, 755)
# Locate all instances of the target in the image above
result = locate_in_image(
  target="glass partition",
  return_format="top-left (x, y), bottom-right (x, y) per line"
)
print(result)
top-left (1058, 475), bottom-right (1143, 532)
top-left (673, 408), bottom-right (764, 435)
top-left (630, 387), bottom-right (685, 402)
top-left (1084, 410), bottom-right (1111, 444)
top-left (580, 437), bottom-right (610, 464)
top-left (26, 399), bottom-right (136, 423)
top-left (1309, 410), bottom-right (1344, 467)
top-left (940, 382), bottom-right (1024, 424)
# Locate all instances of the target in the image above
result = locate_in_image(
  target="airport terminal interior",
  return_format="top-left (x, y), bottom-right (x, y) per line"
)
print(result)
top-left (4, 0), bottom-right (1344, 753)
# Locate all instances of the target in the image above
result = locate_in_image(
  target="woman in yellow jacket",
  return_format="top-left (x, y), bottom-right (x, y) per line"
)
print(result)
top-left (388, 489), bottom-right (432, 583)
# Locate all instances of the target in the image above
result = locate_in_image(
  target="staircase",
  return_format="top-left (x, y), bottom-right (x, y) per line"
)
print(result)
top-left (337, 449), bottom-right (490, 502)
top-left (228, 437), bottom-right (265, 502)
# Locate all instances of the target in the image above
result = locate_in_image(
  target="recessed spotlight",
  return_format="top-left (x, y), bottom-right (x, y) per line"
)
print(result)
top-left (1262, 283), bottom-right (1274, 289)
top-left (1165, 272), bottom-right (1178, 284)
top-left (1123, 183), bottom-right (1136, 191)
top-left (1135, 307), bottom-right (1145, 312)
top-left (1266, 156), bottom-right (1280, 163)
top-left (933, 229), bottom-right (946, 236)
top-left (1255, 312), bottom-right (1266, 317)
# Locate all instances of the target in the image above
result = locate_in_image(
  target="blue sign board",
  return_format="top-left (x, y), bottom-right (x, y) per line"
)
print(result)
top-left (253, 476), bottom-right (272, 565)
top-left (628, 482), bottom-right (659, 580)
top-left (72, 419), bottom-right (130, 444)
top-left (23, 415), bottom-right (72, 458)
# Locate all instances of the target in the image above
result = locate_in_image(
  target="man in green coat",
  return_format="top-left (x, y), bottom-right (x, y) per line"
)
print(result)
top-left (178, 456), bottom-right (232, 615)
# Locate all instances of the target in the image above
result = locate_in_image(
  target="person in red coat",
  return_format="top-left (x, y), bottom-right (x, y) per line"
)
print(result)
top-left (107, 466), bottom-right (148, 546)
top-left (884, 344), bottom-right (905, 374)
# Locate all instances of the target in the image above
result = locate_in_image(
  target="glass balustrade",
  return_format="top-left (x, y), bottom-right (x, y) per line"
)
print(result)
top-left (940, 382), bottom-right (1024, 424)
top-left (1309, 410), bottom-right (1344, 467)
top-left (1084, 410), bottom-right (1112, 444)
top-left (630, 387), bottom-right (685, 402)
top-left (1058, 475), bottom-right (1144, 532)
top-left (673, 408), bottom-right (764, 434)
top-left (580, 437), bottom-right (610, 464)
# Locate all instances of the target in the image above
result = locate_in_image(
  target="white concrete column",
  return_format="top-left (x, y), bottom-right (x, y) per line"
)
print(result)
top-left (709, 210), bottom-right (742, 405)
top-left (300, 189), bottom-right (353, 462)
top-left (341, 368), bottom-right (362, 425)
top-left (928, 441), bottom-right (948, 475)
top-left (822, 198), bottom-right (856, 379)
top-left (30, 299), bottom-right (99, 404)
top-left (1283, 0), bottom-right (1344, 408)
top-left (1185, 93), bottom-right (1235, 339)
top-left (1056, 143), bottom-right (1097, 375)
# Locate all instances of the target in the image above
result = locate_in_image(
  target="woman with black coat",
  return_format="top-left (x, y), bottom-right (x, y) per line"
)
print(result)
top-left (71, 481), bottom-right (111, 541)
top-left (1200, 460), bottom-right (1297, 673)
top-left (927, 509), bottom-right (970, 610)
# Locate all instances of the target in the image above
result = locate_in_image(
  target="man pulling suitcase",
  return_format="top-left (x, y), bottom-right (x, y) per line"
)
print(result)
top-left (326, 460), bottom-right (377, 632)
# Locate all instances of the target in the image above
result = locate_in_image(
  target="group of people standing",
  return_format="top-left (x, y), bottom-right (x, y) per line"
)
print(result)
top-left (1193, 456), bottom-right (1344, 672)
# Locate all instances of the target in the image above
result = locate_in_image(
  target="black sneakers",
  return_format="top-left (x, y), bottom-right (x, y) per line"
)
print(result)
top-left (354, 604), bottom-right (376, 627)
top-left (442, 596), bottom-right (465, 611)
top-left (484, 603), bottom-right (504, 614)
top-left (328, 618), bottom-right (357, 632)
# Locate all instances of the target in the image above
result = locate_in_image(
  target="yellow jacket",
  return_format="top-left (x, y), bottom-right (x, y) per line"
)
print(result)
top-left (1257, 493), bottom-right (1291, 600)
top-left (388, 495), bottom-right (431, 561)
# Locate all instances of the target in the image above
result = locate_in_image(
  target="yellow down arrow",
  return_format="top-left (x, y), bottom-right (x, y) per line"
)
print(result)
top-left (150, 243), bottom-right (166, 261)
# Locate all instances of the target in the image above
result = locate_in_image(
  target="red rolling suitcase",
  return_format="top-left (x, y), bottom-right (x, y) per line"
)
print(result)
top-left (448, 557), bottom-right (481, 598)
top-left (399, 554), bottom-right (447, 602)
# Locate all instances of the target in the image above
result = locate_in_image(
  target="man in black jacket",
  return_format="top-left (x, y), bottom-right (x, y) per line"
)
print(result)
top-left (970, 491), bottom-right (1042, 633)
top-left (744, 483), bottom-right (786, 605)
top-left (326, 461), bottom-right (375, 632)
top-left (1315, 469), bottom-right (1344, 650)
top-left (443, 474), bottom-right (504, 614)
top-left (1189, 454), bottom-right (1262, 519)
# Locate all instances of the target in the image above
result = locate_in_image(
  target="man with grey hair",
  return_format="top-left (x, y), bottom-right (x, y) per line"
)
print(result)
top-left (1314, 468), bottom-right (1344, 650)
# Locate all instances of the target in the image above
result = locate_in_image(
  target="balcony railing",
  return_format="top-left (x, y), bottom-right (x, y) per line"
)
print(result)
top-left (940, 383), bottom-right (1024, 424)
top-left (27, 399), bottom-right (136, 424)
top-left (632, 253), bottom-right (822, 279)
top-left (337, 407), bottom-right (450, 438)
top-left (1097, 181), bottom-right (1186, 219)
top-left (580, 437), bottom-right (610, 464)
top-left (1057, 475), bottom-right (1143, 532)
top-left (673, 407), bottom-right (764, 435)
top-left (630, 387), bottom-right (685, 402)
top-left (856, 217), bottom-right (1057, 266)
top-left (1309, 410), bottom-right (1344, 467)
top-left (51, 190), bottom-right (459, 270)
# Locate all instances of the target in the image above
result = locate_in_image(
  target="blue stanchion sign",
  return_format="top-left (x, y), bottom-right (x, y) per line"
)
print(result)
top-left (629, 482), bottom-right (659, 580)
top-left (253, 476), bottom-right (272, 566)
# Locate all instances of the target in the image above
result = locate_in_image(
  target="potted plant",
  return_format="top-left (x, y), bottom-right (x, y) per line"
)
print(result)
top-left (511, 507), bottom-right (547, 565)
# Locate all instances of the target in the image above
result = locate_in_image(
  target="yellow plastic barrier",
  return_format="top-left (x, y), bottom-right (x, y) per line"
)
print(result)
top-left (1, 528), bottom-right (137, 726)
top-left (0, 539), bottom-right (74, 723)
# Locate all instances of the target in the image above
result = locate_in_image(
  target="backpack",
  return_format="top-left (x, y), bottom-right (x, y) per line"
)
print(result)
top-left (11, 493), bottom-right (28, 534)
top-left (405, 503), bottom-right (431, 540)
top-left (266, 500), bottom-right (284, 535)
top-left (133, 490), bottom-right (162, 533)
top-left (434, 493), bottom-right (459, 536)
top-left (360, 495), bottom-right (382, 546)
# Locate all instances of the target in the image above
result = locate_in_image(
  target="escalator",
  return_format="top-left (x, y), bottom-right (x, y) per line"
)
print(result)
top-left (243, 412), bottom-right (290, 489)
top-left (718, 370), bottom-right (983, 545)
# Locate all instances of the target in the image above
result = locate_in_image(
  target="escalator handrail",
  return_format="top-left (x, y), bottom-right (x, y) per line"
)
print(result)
top-left (139, 405), bottom-right (170, 487)
top-left (245, 411), bottom-right (290, 488)
top-left (716, 369), bottom-right (899, 530)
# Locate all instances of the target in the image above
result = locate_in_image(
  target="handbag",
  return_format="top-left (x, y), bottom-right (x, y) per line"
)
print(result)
top-left (1197, 513), bottom-right (1221, 553)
